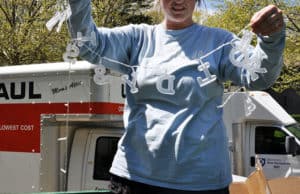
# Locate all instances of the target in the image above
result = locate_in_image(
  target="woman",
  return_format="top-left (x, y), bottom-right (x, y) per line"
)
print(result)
top-left (68, 0), bottom-right (285, 193)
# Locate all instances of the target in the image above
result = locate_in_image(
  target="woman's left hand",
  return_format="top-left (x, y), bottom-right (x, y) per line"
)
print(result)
top-left (250, 5), bottom-right (284, 36)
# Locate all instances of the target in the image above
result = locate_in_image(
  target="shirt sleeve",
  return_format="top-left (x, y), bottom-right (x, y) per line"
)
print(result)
top-left (219, 27), bottom-right (285, 90)
top-left (68, 0), bottom-right (136, 74)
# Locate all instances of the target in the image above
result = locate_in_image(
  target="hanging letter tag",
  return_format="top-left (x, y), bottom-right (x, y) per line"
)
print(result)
top-left (122, 71), bottom-right (139, 94)
top-left (76, 31), bottom-right (97, 47)
top-left (197, 61), bottom-right (216, 87)
top-left (46, 5), bottom-right (72, 33)
top-left (244, 93), bottom-right (256, 116)
top-left (93, 64), bottom-right (108, 85)
top-left (63, 42), bottom-right (79, 64)
top-left (156, 74), bottom-right (176, 95)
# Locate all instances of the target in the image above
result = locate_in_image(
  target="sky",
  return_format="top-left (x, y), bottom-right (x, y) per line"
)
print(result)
top-left (202, 0), bottom-right (300, 12)
top-left (199, 1), bottom-right (221, 14)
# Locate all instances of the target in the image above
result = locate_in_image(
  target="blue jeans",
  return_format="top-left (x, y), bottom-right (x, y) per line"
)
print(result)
top-left (109, 175), bottom-right (229, 194)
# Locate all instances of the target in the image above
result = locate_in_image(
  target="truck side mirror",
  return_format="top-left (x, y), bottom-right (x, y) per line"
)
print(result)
top-left (285, 136), bottom-right (298, 156)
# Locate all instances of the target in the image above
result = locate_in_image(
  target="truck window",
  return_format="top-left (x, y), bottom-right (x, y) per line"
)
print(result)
top-left (255, 126), bottom-right (287, 155)
top-left (286, 123), bottom-right (300, 139)
top-left (93, 137), bottom-right (119, 180)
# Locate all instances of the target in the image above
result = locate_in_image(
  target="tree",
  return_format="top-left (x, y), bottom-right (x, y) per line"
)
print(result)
top-left (0, 0), bottom-right (154, 66)
top-left (0, 0), bottom-right (69, 65)
top-left (203, 0), bottom-right (300, 92)
top-left (92, 0), bottom-right (155, 26)
top-left (269, 0), bottom-right (300, 93)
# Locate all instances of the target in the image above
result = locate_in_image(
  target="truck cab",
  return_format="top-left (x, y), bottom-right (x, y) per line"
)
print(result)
top-left (67, 124), bottom-right (122, 191)
top-left (223, 91), bottom-right (300, 179)
top-left (246, 122), bottom-right (300, 178)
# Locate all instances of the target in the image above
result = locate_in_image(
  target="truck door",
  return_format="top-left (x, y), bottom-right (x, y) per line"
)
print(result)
top-left (83, 130), bottom-right (121, 191)
top-left (248, 125), bottom-right (299, 178)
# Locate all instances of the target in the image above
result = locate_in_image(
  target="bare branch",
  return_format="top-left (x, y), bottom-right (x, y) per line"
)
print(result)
top-left (285, 14), bottom-right (300, 32)
top-left (0, 3), bottom-right (13, 27)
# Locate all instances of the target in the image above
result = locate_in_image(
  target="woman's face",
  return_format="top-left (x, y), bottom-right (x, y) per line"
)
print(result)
top-left (160, 0), bottom-right (196, 29)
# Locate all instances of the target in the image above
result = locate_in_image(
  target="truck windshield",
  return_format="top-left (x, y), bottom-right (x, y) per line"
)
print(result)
top-left (286, 123), bottom-right (300, 139)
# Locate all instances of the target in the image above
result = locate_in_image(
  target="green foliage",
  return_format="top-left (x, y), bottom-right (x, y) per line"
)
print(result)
top-left (144, 7), bottom-right (164, 25)
top-left (91, 0), bottom-right (155, 27)
top-left (204, 0), bottom-right (271, 33)
top-left (272, 0), bottom-right (300, 93)
top-left (0, 0), bottom-right (155, 66)
top-left (203, 0), bottom-right (300, 92)
top-left (0, 0), bottom-right (69, 65)
top-left (273, 64), bottom-right (300, 93)
top-left (292, 114), bottom-right (300, 122)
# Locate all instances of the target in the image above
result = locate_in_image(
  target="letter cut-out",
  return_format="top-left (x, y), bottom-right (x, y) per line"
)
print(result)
top-left (76, 31), bottom-right (97, 47)
top-left (156, 74), bottom-right (176, 95)
top-left (93, 64), bottom-right (108, 85)
top-left (244, 93), bottom-right (256, 116)
top-left (229, 30), bottom-right (267, 83)
top-left (243, 51), bottom-right (267, 83)
top-left (229, 30), bottom-right (253, 68)
top-left (122, 70), bottom-right (139, 94)
top-left (197, 61), bottom-right (217, 87)
top-left (46, 4), bottom-right (71, 33)
top-left (63, 42), bottom-right (79, 64)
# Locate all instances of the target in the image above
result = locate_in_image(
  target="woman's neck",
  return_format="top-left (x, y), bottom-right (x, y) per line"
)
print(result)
top-left (162, 19), bottom-right (194, 30)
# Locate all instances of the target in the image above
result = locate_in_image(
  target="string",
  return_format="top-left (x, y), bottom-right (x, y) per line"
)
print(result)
top-left (62, 1), bottom-right (253, 74)
top-left (199, 41), bottom-right (234, 60)
top-left (48, 1), bottom-right (263, 113)
top-left (68, 32), bottom-right (248, 72)
top-left (217, 87), bottom-right (244, 108)
top-left (81, 44), bottom-right (139, 72)
top-left (51, 1), bottom-right (72, 190)
top-left (237, 23), bottom-right (252, 36)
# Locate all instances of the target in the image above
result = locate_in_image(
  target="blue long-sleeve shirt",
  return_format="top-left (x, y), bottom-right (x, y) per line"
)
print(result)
top-left (68, 0), bottom-right (285, 191)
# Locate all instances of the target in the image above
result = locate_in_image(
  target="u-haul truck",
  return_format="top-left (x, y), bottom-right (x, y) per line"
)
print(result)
top-left (0, 62), bottom-right (299, 193)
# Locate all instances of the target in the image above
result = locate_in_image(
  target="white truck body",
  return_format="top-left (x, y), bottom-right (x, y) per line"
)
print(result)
top-left (0, 62), bottom-right (299, 193)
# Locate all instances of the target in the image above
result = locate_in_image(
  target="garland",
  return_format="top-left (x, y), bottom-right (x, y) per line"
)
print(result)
top-left (46, 1), bottom-right (264, 116)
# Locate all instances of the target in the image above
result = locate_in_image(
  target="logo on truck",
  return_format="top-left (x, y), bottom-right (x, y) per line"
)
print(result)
top-left (0, 81), bottom-right (42, 100)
